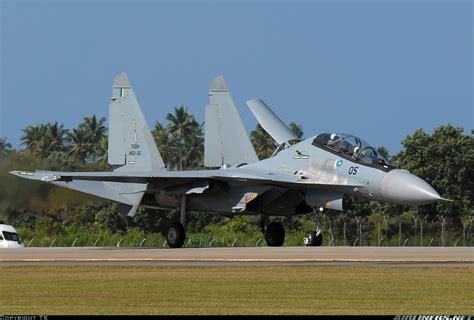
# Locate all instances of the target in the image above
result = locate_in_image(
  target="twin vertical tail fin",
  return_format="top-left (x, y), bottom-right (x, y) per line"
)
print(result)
top-left (204, 76), bottom-right (259, 167)
top-left (106, 72), bottom-right (166, 216)
top-left (10, 73), bottom-right (165, 218)
top-left (108, 73), bottom-right (166, 172)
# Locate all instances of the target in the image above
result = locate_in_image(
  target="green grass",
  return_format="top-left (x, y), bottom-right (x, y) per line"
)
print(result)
top-left (1, 266), bottom-right (472, 315)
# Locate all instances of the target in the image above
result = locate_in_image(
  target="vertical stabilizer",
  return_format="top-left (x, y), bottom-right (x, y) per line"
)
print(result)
top-left (204, 76), bottom-right (259, 167)
top-left (108, 73), bottom-right (165, 171)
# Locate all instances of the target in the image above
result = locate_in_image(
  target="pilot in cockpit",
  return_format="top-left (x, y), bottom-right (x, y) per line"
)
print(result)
top-left (352, 146), bottom-right (360, 159)
top-left (326, 133), bottom-right (341, 148)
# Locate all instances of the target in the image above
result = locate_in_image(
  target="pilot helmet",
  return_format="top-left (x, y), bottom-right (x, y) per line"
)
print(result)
top-left (330, 133), bottom-right (338, 140)
top-left (353, 146), bottom-right (360, 155)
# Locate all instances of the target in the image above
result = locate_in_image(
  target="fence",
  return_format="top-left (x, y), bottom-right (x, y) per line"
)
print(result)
top-left (319, 213), bottom-right (473, 247)
top-left (21, 213), bottom-right (473, 248)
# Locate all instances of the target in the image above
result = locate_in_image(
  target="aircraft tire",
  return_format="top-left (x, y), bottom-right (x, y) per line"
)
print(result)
top-left (303, 230), bottom-right (323, 246)
top-left (265, 222), bottom-right (285, 247)
top-left (167, 222), bottom-right (186, 248)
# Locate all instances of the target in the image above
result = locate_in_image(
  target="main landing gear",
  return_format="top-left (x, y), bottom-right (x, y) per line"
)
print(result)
top-left (303, 208), bottom-right (323, 246)
top-left (260, 216), bottom-right (285, 247)
top-left (166, 195), bottom-right (187, 248)
top-left (166, 221), bottom-right (186, 248)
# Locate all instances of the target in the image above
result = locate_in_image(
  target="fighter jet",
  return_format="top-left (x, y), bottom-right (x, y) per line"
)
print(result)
top-left (10, 73), bottom-right (443, 248)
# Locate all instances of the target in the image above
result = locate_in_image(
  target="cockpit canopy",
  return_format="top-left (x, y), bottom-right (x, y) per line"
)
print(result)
top-left (313, 132), bottom-right (388, 166)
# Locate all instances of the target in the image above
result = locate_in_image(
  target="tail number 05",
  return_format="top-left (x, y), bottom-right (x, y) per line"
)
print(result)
top-left (348, 166), bottom-right (359, 175)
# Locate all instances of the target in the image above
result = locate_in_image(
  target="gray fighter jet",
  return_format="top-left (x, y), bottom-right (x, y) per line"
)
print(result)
top-left (10, 73), bottom-right (443, 248)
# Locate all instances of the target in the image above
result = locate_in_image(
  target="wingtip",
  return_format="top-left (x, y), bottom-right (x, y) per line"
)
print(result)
top-left (113, 72), bottom-right (132, 88)
top-left (210, 75), bottom-right (228, 92)
top-left (9, 170), bottom-right (35, 178)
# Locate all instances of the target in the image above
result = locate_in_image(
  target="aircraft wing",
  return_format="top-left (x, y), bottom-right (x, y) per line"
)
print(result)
top-left (10, 168), bottom-right (362, 193)
top-left (10, 166), bottom-right (362, 216)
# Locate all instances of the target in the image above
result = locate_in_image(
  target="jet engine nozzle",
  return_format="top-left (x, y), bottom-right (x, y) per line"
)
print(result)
top-left (381, 169), bottom-right (440, 205)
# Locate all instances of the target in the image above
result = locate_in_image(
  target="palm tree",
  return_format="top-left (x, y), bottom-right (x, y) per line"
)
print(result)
top-left (96, 136), bottom-right (109, 164)
top-left (21, 124), bottom-right (45, 150)
top-left (0, 137), bottom-right (12, 160)
top-left (45, 122), bottom-right (69, 153)
top-left (180, 123), bottom-right (204, 170)
top-left (166, 106), bottom-right (199, 142)
top-left (250, 124), bottom-right (275, 159)
top-left (79, 115), bottom-right (107, 161)
top-left (166, 106), bottom-right (202, 170)
top-left (289, 122), bottom-right (304, 139)
top-left (80, 115), bottom-right (106, 142)
top-left (21, 124), bottom-right (50, 157)
top-left (152, 121), bottom-right (171, 167)
top-left (67, 128), bottom-right (92, 163)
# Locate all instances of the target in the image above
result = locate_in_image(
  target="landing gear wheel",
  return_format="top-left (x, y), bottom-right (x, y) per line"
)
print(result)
top-left (265, 222), bottom-right (285, 247)
top-left (303, 229), bottom-right (323, 247)
top-left (167, 222), bottom-right (186, 248)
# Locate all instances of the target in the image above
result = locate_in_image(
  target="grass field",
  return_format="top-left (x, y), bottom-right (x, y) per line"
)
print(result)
top-left (1, 266), bottom-right (472, 315)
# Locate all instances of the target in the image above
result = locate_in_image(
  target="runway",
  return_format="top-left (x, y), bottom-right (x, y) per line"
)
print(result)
top-left (0, 246), bottom-right (473, 266)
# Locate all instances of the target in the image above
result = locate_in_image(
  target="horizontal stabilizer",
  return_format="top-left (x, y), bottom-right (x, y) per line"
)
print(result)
top-left (246, 99), bottom-right (299, 145)
top-left (10, 171), bottom-right (146, 217)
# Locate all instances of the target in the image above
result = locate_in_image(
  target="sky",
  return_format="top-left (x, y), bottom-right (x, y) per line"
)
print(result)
top-left (0, 0), bottom-right (472, 156)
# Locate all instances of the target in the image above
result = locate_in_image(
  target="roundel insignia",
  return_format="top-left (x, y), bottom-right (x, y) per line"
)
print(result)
top-left (336, 160), bottom-right (343, 167)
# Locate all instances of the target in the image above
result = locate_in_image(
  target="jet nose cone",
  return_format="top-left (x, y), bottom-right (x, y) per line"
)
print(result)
top-left (382, 169), bottom-right (441, 205)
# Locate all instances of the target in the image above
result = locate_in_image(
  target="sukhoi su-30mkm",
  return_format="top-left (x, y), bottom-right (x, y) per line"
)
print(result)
top-left (11, 73), bottom-right (445, 248)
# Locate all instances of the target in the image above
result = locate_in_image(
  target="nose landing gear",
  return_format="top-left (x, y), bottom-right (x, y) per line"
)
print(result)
top-left (304, 207), bottom-right (323, 246)
top-left (303, 229), bottom-right (323, 246)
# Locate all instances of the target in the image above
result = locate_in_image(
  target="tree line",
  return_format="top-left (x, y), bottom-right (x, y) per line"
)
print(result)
top-left (0, 107), bottom-right (472, 246)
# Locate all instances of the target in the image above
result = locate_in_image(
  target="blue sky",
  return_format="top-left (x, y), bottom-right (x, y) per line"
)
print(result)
top-left (1, 0), bottom-right (472, 156)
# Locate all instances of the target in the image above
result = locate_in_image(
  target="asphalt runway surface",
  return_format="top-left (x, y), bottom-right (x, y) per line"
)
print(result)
top-left (0, 246), bottom-right (472, 267)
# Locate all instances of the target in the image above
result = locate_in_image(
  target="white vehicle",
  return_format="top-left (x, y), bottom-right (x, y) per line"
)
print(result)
top-left (0, 223), bottom-right (24, 248)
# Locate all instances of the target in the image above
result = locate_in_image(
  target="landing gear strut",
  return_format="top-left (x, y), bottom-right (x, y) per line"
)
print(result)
top-left (166, 195), bottom-right (187, 248)
top-left (260, 216), bottom-right (285, 247)
top-left (304, 208), bottom-right (323, 246)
